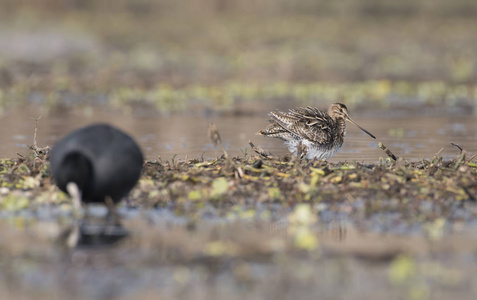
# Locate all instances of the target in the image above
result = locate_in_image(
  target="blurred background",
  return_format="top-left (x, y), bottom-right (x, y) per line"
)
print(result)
top-left (0, 0), bottom-right (476, 161)
top-left (2, 2), bottom-right (477, 300)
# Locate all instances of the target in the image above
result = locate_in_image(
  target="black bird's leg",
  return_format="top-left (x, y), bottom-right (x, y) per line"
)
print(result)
top-left (66, 182), bottom-right (82, 218)
top-left (105, 196), bottom-right (122, 227)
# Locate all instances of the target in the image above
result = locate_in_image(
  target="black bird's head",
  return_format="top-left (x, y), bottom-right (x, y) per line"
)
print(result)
top-left (56, 152), bottom-right (94, 195)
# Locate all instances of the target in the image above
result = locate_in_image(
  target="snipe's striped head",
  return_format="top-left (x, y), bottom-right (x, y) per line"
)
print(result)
top-left (329, 103), bottom-right (376, 139)
top-left (327, 103), bottom-right (349, 120)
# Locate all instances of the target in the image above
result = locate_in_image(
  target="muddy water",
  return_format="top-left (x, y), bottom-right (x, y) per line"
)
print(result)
top-left (1, 104), bottom-right (477, 300)
top-left (0, 104), bottom-right (475, 162)
top-left (2, 214), bottom-right (477, 300)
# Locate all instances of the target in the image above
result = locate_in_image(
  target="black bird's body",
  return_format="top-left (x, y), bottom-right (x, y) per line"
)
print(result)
top-left (50, 124), bottom-right (144, 204)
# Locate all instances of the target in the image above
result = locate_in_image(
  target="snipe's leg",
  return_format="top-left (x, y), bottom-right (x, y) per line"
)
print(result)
top-left (295, 140), bottom-right (308, 160)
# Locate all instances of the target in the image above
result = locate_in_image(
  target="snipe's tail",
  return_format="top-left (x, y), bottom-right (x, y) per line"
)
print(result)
top-left (258, 123), bottom-right (290, 141)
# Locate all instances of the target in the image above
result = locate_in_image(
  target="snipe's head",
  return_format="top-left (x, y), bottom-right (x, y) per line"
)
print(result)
top-left (328, 102), bottom-right (376, 139)
top-left (327, 103), bottom-right (349, 120)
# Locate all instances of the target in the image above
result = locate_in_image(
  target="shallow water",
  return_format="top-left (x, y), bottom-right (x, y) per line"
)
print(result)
top-left (1, 103), bottom-right (477, 300)
top-left (2, 212), bottom-right (477, 300)
top-left (0, 104), bottom-right (475, 162)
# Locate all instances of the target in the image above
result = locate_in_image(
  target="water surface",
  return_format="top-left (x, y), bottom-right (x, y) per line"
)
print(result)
top-left (1, 104), bottom-right (475, 162)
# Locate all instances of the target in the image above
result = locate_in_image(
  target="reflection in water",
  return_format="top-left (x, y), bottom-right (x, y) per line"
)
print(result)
top-left (1, 199), bottom-right (477, 300)
top-left (59, 212), bottom-right (130, 248)
top-left (72, 223), bottom-right (129, 248)
top-left (0, 104), bottom-right (476, 162)
top-left (323, 221), bottom-right (347, 242)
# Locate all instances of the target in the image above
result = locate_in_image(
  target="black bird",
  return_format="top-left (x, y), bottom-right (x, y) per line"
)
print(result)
top-left (50, 124), bottom-right (144, 211)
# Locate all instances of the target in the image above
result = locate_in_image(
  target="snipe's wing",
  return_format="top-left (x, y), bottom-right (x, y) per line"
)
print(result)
top-left (263, 106), bottom-right (333, 144)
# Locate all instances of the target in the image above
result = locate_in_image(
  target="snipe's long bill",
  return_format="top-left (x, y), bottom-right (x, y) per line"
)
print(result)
top-left (258, 103), bottom-right (376, 160)
top-left (345, 114), bottom-right (376, 139)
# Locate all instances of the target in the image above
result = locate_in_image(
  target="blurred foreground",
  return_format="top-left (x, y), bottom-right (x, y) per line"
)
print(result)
top-left (1, 151), bottom-right (477, 300)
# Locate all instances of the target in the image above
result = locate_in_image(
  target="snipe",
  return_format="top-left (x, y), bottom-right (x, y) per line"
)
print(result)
top-left (258, 103), bottom-right (376, 160)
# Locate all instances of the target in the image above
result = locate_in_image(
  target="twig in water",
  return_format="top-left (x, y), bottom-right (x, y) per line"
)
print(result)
top-left (434, 148), bottom-right (444, 157)
top-left (29, 115), bottom-right (51, 160)
top-left (468, 154), bottom-right (476, 162)
top-left (378, 142), bottom-right (398, 161)
top-left (32, 115), bottom-right (42, 150)
top-left (208, 123), bottom-right (243, 177)
top-left (451, 143), bottom-right (463, 153)
top-left (208, 123), bottom-right (228, 159)
top-left (451, 143), bottom-right (467, 170)
top-left (248, 140), bottom-right (274, 158)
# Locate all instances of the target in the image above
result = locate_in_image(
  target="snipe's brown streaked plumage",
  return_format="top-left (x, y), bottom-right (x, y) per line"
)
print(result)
top-left (258, 103), bottom-right (376, 160)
